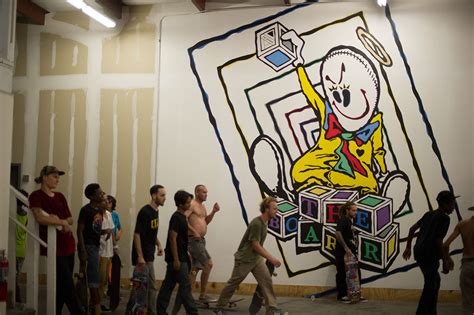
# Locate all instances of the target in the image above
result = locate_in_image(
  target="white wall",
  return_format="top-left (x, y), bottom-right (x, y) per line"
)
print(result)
top-left (156, 0), bottom-right (473, 290)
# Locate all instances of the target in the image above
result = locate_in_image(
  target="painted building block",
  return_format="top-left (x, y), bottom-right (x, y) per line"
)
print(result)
top-left (320, 225), bottom-right (337, 263)
top-left (298, 185), bottom-right (335, 223)
top-left (255, 22), bottom-right (297, 71)
top-left (322, 190), bottom-right (359, 227)
top-left (297, 220), bottom-right (323, 250)
top-left (268, 200), bottom-right (299, 240)
top-left (358, 223), bottom-right (399, 272)
top-left (354, 194), bottom-right (393, 236)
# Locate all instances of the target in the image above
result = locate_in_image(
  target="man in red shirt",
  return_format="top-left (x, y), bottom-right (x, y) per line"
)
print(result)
top-left (29, 165), bottom-right (81, 315)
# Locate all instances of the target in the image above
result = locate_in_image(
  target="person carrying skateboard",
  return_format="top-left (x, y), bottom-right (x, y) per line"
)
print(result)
top-left (214, 197), bottom-right (283, 315)
top-left (335, 201), bottom-right (366, 303)
top-left (156, 190), bottom-right (198, 315)
top-left (77, 183), bottom-right (107, 315)
top-left (131, 185), bottom-right (166, 315)
top-left (403, 190), bottom-right (457, 315)
top-left (29, 165), bottom-right (82, 315)
top-left (442, 206), bottom-right (474, 314)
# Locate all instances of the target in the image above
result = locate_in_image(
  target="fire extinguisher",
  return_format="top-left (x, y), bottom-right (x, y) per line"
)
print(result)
top-left (0, 249), bottom-right (8, 302)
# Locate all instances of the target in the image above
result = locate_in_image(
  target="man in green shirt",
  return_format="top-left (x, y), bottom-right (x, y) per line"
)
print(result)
top-left (214, 197), bottom-right (283, 315)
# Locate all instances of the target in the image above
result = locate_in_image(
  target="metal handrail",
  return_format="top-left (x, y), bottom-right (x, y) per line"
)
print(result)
top-left (9, 184), bottom-right (57, 314)
top-left (8, 212), bottom-right (48, 247)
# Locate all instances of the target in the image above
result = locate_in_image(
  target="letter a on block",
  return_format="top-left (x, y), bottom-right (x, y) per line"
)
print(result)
top-left (304, 226), bottom-right (319, 242)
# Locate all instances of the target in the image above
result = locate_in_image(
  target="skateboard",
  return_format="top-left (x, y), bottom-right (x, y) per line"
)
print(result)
top-left (249, 260), bottom-right (276, 314)
top-left (75, 263), bottom-right (89, 314)
top-left (198, 298), bottom-right (244, 309)
top-left (344, 252), bottom-right (361, 303)
top-left (125, 264), bottom-right (149, 315)
top-left (109, 253), bottom-right (122, 311)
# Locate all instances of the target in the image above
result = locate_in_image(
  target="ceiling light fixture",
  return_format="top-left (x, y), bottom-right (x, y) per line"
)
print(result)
top-left (66, 0), bottom-right (116, 28)
top-left (377, 0), bottom-right (387, 6)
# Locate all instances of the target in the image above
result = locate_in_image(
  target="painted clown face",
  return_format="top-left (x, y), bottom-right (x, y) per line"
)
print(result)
top-left (321, 46), bottom-right (380, 132)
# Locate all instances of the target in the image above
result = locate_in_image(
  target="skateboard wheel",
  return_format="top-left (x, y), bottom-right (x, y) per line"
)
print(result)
top-left (310, 296), bottom-right (315, 301)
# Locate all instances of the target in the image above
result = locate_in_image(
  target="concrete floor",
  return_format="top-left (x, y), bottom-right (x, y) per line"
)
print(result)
top-left (108, 291), bottom-right (463, 315)
top-left (15, 286), bottom-right (464, 314)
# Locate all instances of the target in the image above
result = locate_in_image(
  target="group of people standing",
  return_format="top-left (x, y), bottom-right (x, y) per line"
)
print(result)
top-left (26, 165), bottom-right (122, 315)
top-left (17, 163), bottom-right (473, 315)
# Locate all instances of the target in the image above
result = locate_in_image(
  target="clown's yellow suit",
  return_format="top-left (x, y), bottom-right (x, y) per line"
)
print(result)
top-left (291, 66), bottom-right (387, 195)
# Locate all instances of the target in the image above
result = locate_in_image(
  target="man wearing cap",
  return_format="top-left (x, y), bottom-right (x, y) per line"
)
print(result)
top-left (442, 207), bottom-right (474, 314)
top-left (29, 165), bottom-right (81, 315)
top-left (403, 190), bottom-right (457, 315)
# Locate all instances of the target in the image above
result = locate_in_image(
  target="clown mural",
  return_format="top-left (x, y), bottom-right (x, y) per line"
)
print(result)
top-left (181, 5), bottom-right (456, 276)
top-left (252, 25), bottom-right (409, 204)
top-left (250, 23), bottom-right (410, 272)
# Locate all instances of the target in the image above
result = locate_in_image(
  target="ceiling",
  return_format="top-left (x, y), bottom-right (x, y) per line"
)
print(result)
top-left (22, 0), bottom-right (363, 25)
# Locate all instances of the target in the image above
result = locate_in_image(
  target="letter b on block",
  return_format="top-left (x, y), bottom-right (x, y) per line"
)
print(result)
top-left (268, 200), bottom-right (299, 241)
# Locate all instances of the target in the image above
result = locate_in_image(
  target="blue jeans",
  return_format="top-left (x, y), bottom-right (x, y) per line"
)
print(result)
top-left (85, 245), bottom-right (100, 288)
top-left (416, 259), bottom-right (441, 315)
top-left (156, 262), bottom-right (197, 315)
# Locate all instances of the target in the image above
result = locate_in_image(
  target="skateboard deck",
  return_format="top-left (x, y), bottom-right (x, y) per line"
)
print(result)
top-left (249, 260), bottom-right (275, 314)
top-left (198, 298), bottom-right (244, 309)
top-left (109, 253), bottom-right (121, 311)
top-left (75, 263), bottom-right (89, 314)
top-left (344, 253), bottom-right (361, 303)
top-left (125, 264), bottom-right (149, 315)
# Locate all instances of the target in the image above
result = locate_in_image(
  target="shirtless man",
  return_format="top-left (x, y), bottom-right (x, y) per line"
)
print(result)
top-left (187, 184), bottom-right (220, 301)
top-left (442, 208), bottom-right (474, 315)
top-left (171, 185), bottom-right (220, 314)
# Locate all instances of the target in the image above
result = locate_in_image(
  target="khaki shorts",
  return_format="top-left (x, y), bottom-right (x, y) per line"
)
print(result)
top-left (188, 237), bottom-right (211, 270)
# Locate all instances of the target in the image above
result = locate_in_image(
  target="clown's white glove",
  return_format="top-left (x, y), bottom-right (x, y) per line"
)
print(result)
top-left (281, 30), bottom-right (305, 67)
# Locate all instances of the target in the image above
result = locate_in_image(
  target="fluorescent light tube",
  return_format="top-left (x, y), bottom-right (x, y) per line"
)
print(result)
top-left (82, 5), bottom-right (116, 28)
top-left (65, 0), bottom-right (116, 28)
top-left (66, 0), bottom-right (85, 9)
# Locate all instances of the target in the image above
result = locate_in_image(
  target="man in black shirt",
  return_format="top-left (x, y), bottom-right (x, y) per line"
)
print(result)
top-left (156, 190), bottom-right (198, 315)
top-left (132, 184), bottom-right (166, 315)
top-left (403, 190), bottom-right (457, 315)
top-left (77, 183), bottom-right (106, 314)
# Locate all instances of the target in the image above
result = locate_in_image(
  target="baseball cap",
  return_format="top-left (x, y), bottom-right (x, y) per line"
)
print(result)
top-left (34, 165), bottom-right (65, 183)
top-left (436, 190), bottom-right (460, 204)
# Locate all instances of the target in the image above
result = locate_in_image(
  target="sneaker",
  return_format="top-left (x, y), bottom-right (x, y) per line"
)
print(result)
top-left (15, 302), bottom-right (26, 311)
top-left (213, 309), bottom-right (224, 315)
top-left (338, 296), bottom-right (351, 304)
top-left (271, 308), bottom-right (288, 315)
top-left (101, 304), bottom-right (112, 312)
top-left (199, 294), bottom-right (217, 302)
